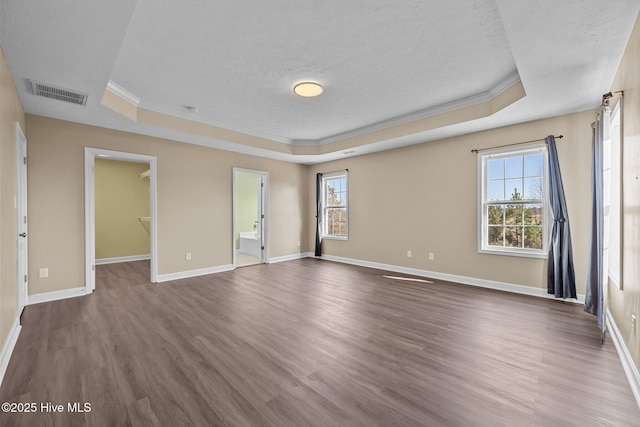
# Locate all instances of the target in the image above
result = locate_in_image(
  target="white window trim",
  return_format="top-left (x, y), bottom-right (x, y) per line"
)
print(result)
top-left (477, 144), bottom-right (549, 259)
top-left (321, 171), bottom-right (348, 240)
top-left (605, 101), bottom-right (622, 289)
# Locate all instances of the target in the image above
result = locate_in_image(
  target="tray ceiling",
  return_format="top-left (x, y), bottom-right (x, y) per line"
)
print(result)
top-left (1, 0), bottom-right (638, 164)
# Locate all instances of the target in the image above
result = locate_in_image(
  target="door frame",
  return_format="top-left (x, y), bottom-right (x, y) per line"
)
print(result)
top-left (15, 122), bottom-right (27, 316)
top-left (232, 168), bottom-right (269, 268)
top-left (84, 148), bottom-right (158, 292)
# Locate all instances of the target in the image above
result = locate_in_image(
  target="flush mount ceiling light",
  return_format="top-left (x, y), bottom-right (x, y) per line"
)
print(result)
top-left (293, 82), bottom-right (323, 97)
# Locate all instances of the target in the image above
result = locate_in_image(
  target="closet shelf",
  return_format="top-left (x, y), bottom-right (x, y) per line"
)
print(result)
top-left (139, 169), bottom-right (150, 179)
top-left (138, 216), bottom-right (150, 222)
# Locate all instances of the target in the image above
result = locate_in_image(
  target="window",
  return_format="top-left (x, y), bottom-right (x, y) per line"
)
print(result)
top-left (478, 146), bottom-right (547, 257)
top-left (604, 102), bottom-right (622, 289)
top-left (322, 172), bottom-right (348, 239)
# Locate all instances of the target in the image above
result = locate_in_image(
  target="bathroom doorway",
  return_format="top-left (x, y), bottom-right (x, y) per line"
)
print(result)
top-left (232, 168), bottom-right (269, 268)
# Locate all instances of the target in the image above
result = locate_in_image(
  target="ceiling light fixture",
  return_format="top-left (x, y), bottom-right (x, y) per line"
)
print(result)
top-left (293, 82), bottom-right (323, 97)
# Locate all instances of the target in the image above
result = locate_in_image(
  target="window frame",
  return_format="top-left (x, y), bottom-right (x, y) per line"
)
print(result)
top-left (604, 100), bottom-right (623, 289)
top-left (477, 144), bottom-right (549, 258)
top-left (321, 171), bottom-right (349, 240)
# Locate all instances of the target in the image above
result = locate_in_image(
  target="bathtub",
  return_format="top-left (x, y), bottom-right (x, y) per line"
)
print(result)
top-left (239, 231), bottom-right (260, 257)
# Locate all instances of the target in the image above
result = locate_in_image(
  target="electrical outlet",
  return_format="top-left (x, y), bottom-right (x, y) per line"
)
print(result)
top-left (39, 268), bottom-right (48, 278)
top-left (429, 253), bottom-right (435, 261)
top-left (185, 252), bottom-right (191, 261)
top-left (407, 250), bottom-right (412, 258)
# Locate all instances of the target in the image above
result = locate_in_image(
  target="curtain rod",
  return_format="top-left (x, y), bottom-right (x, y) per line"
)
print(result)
top-left (602, 90), bottom-right (623, 106)
top-left (471, 135), bottom-right (563, 154)
top-left (318, 169), bottom-right (348, 175)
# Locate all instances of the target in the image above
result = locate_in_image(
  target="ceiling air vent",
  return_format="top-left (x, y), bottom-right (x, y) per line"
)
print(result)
top-left (28, 80), bottom-right (88, 106)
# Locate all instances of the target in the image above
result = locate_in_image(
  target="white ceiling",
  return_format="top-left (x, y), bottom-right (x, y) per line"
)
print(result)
top-left (1, 0), bottom-right (638, 164)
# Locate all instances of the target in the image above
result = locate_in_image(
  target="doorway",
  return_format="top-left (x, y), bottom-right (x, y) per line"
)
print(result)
top-left (233, 168), bottom-right (269, 268)
top-left (15, 123), bottom-right (27, 317)
top-left (84, 148), bottom-right (157, 292)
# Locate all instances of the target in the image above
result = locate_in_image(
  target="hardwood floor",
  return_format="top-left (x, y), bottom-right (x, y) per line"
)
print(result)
top-left (1, 258), bottom-right (638, 426)
top-left (235, 253), bottom-right (261, 268)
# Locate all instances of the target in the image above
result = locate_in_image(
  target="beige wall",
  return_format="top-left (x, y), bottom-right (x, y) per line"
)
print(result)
top-left (309, 110), bottom-right (594, 295)
top-left (26, 115), bottom-right (309, 294)
top-left (609, 13), bottom-right (640, 375)
top-left (0, 45), bottom-right (25, 359)
top-left (95, 159), bottom-right (150, 259)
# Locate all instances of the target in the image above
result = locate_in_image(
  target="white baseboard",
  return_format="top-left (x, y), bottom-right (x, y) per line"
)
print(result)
top-left (0, 317), bottom-right (21, 388)
top-left (156, 264), bottom-right (234, 283)
top-left (270, 252), bottom-right (313, 264)
top-left (606, 308), bottom-right (640, 410)
top-left (319, 254), bottom-right (586, 304)
top-left (95, 254), bottom-right (151, 265)
top-left (28, 287), bottom-right (87, 305)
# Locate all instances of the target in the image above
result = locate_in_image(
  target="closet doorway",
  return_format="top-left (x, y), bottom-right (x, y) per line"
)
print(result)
top-left (233, 168), bottom-right (269, 268)
top-left (84, 148), bottom-right (157, 292)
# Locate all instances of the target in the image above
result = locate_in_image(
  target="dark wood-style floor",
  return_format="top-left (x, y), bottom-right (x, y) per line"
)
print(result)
top-left (1, 259), bottom-right (638, 426)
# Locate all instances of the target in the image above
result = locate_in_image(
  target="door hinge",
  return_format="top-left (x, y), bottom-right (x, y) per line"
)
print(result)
top-left (92, 265), bottom-right (95, 271)
top-left (261, 214), bottom-right (265, 219)
top-left (23, 157), bottom-right (26, 165)
top-left (24, 216), bottom-right (27, 224)
top-left (261, 246), bottom-right (265, 250)
top-left (24, 274), bottom-right (27, 283)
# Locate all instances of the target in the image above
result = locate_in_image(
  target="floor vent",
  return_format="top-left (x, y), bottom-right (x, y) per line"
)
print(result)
top-left (28, 79), bottom-right (88, 106)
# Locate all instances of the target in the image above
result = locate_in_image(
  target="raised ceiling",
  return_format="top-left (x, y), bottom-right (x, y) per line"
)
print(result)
top-left (1, 0), bottom-right (638, 164)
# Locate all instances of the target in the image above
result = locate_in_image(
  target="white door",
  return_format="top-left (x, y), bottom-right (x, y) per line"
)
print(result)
top-left (16, 123), bottom-right (28, 316)
top-left (258, 176), bottom-right (265, 262)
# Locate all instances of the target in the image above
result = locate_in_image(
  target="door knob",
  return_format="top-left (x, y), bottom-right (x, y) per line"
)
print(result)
top-left (19, 233), bottom-right (26, 237)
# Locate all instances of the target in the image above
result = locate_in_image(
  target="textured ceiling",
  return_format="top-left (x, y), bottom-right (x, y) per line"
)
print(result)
top-left (111, 0), bottom-right (516, 142)
top-left (1, 0), bottom-right (639, 164)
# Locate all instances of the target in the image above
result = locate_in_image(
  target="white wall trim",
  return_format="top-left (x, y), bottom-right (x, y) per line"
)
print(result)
top-left (606, 308), bottom-right (640, 410)
top-left (0, 318), bottom-right (21, 388)
top-left (95, 254), bottom-right (151, 265)
top-left (111, 72), bottom-right (520, 148)
top-left (106, 80), bottom-right (141, 106)
top-left (311, 71), bottom-right (521, 146)
top-left (319, 254), bottom-right (585, 304)
top-left (270, 252), bottom-right (314, 264)
top-left (27, 287), bottom-right (87, 305)
top-left (156, 264), bottom-right (234, 283)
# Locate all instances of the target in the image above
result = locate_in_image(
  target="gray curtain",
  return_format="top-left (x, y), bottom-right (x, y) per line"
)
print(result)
top-left (314, 173), bottom-right (323, 256)
top-left (546, 135), bottom-right (577, 299)
top-left (584, 106), bottom-right (609, 326)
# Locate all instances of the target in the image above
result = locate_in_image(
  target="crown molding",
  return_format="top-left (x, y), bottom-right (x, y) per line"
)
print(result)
top-left (103, 71), bottom-right (523, 156)
top-left (138, 100), bottom-right (295, 145)
top-left (304, 70), bottom-right (521, 146)
top-left (106, 80), bottom-right (140, 106)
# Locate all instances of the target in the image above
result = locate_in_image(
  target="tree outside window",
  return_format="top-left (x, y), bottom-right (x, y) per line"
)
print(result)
top-left (322, 173), bottom-right (348, 238)
top-left (481, 147), bottom-right (547, 257)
